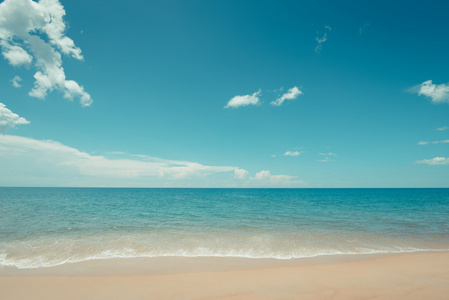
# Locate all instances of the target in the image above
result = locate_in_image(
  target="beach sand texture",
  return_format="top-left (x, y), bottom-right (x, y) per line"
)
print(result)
top-left (1, 251), bottom-right (448, 300)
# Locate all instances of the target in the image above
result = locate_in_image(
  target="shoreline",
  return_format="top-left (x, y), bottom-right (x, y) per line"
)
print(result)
top-left (0, 251), bottom-right (393, 276)
top-left (1, 251), bottom-right (449, 299)
top-left (2, 248), bottom-right (448, 274)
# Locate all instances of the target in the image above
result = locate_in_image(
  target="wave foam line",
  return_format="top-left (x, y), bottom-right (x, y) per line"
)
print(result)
top-left (2, 248), bottom-right (449, 269)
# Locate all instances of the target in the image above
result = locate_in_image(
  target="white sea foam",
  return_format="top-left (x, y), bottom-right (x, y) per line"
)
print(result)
top-left (1, 237), bottom-right (448, 269)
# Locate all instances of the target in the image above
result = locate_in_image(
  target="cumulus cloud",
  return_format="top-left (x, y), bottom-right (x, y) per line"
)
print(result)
top-left (1, 44), bottom-right (33, 66)
top-left (250, 170), bottom-right (306, 187)
top-left (413, 80), bottom-right (449, 104)
top-left (315, 25), bottom-right (331, 53)
top-left (284, 150), bottom-right (301, 157)
top-left (416, 157), bottom-right (449, 166)
top-left (0, 103), bottom-right (29, 134)
top-left (0, 0), bottom-right (92, 107)
top-left (253, 170), bottom-right (271, 180)
top-left (234, 168), bottom-right (249, 179)
top-left (225, 90), bottom-right (261, 108)
top-left (0, 135), bottom-right (245, 186)
top-left (11, 75), bottom-right (22, 88)
top-left (317, 152), bottom-right (336, 162)
top-left (437, 126), bottom-right (449, 131)
top-left (271, 86), bottom-right (303, 106)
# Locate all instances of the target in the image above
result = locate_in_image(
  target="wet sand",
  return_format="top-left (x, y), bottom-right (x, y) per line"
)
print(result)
top-left (1, 251), bottom-right (448, 299)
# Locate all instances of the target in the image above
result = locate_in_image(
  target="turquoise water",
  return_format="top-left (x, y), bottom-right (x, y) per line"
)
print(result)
top-left (1, 188), bottom-right (449, 268)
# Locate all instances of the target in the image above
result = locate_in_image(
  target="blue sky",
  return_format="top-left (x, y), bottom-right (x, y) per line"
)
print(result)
top-left (0, 0), bottom-right (449, 187)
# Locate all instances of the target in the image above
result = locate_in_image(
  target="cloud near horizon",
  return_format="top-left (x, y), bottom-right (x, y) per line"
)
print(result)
top-left (234, 168), bottom-right (249, 179)
top-left (0, 135), bottom-right (304, 187)
top-left (225, 89), bottom-right (261, 108)
top-left (271, 86), bottom-right (303, 106)
top-left (0, 103), bottom-right (30, 134)
top-left (0, 0), bottom-right (92, 107)
top-left (0, 135), bottom-right (245, 186)
top-left (249, 170), bottom-right (306, 187)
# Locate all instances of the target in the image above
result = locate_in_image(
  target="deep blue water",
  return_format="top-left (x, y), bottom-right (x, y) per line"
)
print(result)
top-left (1, 188), bottom-right (448, 268)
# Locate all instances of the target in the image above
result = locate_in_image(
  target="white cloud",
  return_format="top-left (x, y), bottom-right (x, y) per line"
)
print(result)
top-left (0, 0), bottom-right (92, 107)
top-left (315, 25), bottom-right (331, 53)
top-left (0, 103), bottom-right (29, 134)
top-left (271, 86), bottom-right (303, 106)
top-left (284, 150), bottom-right (301, 157)
top-left (319, 152), bottom-right (336, 156)
top-left (249, 170), bottom-right (306, 187)
top-left (439, 140), bottom-right (449, 144)
top-left (416, 157), bottom-right (449, 166)
top-left (253, 170), bottom-right (271, 180)
top-left (437, 126), bottom-right (449, 131)
top-left (0, 135), bottom-right (245, 187)
top-left (418, 140), bottom-right (449, 145)
top-left (234, 168), bottom-right (249, 179)
top-left (0, 43), bottom-right (33, 66)
top-left (415, 80), bottom-right (449, 104)
top-left (225, 90), bottom-right (261, 108)
top-left (317, 152), bottom-right (336, 162)
top-left (0, 135), bottom-right (310, 187)
top-left (11, 75), bottom-right (22, 88)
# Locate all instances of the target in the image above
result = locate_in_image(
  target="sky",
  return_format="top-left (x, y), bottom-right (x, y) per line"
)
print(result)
top-left (0, 0), bottom-right (449, 188)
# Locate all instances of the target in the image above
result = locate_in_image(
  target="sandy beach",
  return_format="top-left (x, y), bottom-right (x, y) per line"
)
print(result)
top-left (1, 251), bottom-right (448, 299)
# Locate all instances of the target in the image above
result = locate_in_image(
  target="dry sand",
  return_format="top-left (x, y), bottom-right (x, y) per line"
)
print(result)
top-left (1, 251), bottom-right (448, 299)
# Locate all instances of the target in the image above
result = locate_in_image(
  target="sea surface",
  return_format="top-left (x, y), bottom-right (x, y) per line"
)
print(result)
top-left (1, 188), bottom-right (448, 269)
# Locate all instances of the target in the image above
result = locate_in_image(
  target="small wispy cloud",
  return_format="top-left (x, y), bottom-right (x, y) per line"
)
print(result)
top-left (359, 23), bottom-right (370, 35)
top-left (317, 152), bottom-right (336, 162)
top-left (225, 89), bottom-right (261, 108)
top-left (437, 126), bottom-right (449, 131)
top-left (271, 86), bottom-right (303, 106)
top-left (0, 103), bottom-right (30, 134)
top-left (249, 170), bottom-right (306, 187)
top-left (284, 150), bottom-right (301, 157)
top-left (412, 80), bottom-right (449, 104)
top-left (11, 75), bottom-right (22, 88)
top-left (315, 25), bottom-right (331, 53)
top-left (418, 140), bottom-right (449, 145)
top-left (416, 157), bottom-right (449, 166)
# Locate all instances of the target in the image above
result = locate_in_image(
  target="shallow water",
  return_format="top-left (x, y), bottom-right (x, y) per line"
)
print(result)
top-left (1, 188), bottom-right (448, 268)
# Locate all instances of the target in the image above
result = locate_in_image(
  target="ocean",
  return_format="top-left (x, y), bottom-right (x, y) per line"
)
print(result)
top-left (1, 188), bottom-right (448, 269)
